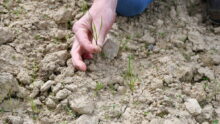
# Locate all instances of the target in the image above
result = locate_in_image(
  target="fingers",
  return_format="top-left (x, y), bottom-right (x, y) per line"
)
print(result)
top-left (71, 41), bottom-right (87, 71)
top-left (75, 29), bottom-right (100, 53)
top-left (82, 53), bottom-right (94, 59)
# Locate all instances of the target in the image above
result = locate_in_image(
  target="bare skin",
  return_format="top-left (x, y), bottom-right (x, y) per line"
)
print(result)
top-left (71, 0), bottom-right (118, 71)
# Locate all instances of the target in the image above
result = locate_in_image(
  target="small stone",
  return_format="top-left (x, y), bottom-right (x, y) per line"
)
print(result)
top-left (17, 69), bottom-right (32, 85)
top-left (150, 119), bottom-right (164, 124)
top-left (215, 107), bottom-right (220, 117)
top-left (188, 31), bottom-right (205, 52)
top-left (31, 80), bottom-right (44, 89)
top-left (138, 90), bottom-right (153, 103)
top-left (211, 55), bottom-right (220, 65)
top-left (150, 78), bottom-right (163, 90)
top-left (54, 7), bottom-right (72, 23)
top-left (0, 73), bottom-right (18, 102)
top-left (0, 45), bottom-right (27, 75)
top-left (33, 98), bottom-right (42, 106)
top-left (52, 83), bottom-right (62, 93)
top-left (184, 98), bottom-right (202, 115)
top-left (55, 89), bottom-right (71, 100)
top-left (102, 38), bottom-right (119, 59)
top-left (5, 116), bottom-right (23, 124)
top-left (65, 84), bottom-right (77, 92)
top-left (69, 96), bottom-right (95, 114)
top-left (172, 39), bottom-right (184, 48)
top-left (202, 122), bottom-right (209, 124)
top-left (60, 98), bottom-right (68, 106)
top-left (23, 117), bottom-right (34, 124)
top-left (17, 86), bottom-right (30, 98)
top-left (54, 29), bottom-right (66, 40)
top-left (29, 87), bottom-right (39, 98)
top-left (190, 83), bottom-right (206, 102)
top-left (40, 117), bottom-right (54, 124)
top-left (141, 31), bottom-right (155, 44)
top-left (179, 65), bottom-right (194, 82)
top-left (0, 27), bottom-right (14, 45)
top-left (38, 21), bottom-right (50, 30)
top-left (75, 115), bottom-right (98, 124)
top-left (214, 27), bottom-right (220, 34)
top-left (198, 67), bottom-right (215, 80)
top-left (200, 104), bottom-right (214, 120)
top-left (156, 19), bottom-right (164, 27)
top-left (117, 86), bottom-right (126, 94)
top-left (40, 80), bottom-right (55, 92)
top-left (40, 50), bottom-right (69, 72)
top-left (46, 98), bottom-right (56, 108)
top-left (163, 75), bottom-right (173, 84)
top-left (164, 117), bottom-right (183, 124)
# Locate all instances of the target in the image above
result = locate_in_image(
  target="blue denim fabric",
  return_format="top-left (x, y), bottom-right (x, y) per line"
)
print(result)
top-left (116, 0), bottom-right (153, 16)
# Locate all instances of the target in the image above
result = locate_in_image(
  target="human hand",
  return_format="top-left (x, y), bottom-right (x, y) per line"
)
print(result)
top-left (71, 0), bottom-right (117, 71)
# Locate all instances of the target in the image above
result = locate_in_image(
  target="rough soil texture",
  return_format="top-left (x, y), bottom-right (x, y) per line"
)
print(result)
top-left (0, 0), bottom-right (220, 124)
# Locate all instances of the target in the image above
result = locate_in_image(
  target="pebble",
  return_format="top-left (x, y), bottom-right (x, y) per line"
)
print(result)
top-left (31, 80), bottom-right (44, 89)
top-left (65, 84), bottom-right (77, 92)
top-left (215, 107), bottom-right (220, 117)
top-left (4, 116), bottom-right (24, 124)
top-left (17, 69), bottom-right (32, 85)
top-left (69, 96), bottom-right (95, 114)
top-left (150, 78), bottom-right (163, 90)
top-left (46, 98), bottom-right (56, 108)
top-left (211, 55), bottom-right (220, 65)
top-left (40, 80), bottom-right (55, 92)
top-left (150, 118), bottom-right (164, 124)
top-left (184, 98), bottom-right (202, 115)
top-left (54, 7), bottom-right (72, 23)
top-left (198, 104), bottom-right (214, 120)
top-left (75, 115), bottom-right (98, 124)
top-left (40, 117), bottom-right (54, 124)
top-left (188, 31), bottom-right (205, 52)
top-left (163, 75), bottom-right (173, 84)
top-left (29, 87), bottom-right (39, 98)
top-left (17, 86), bottom-right (30, 98)
top-left (52, 83), bottom-right (62, 93)
top-left (198, 67), bottom-right (215, 80)
top-left (214, 27), bottom-right (220, 34)
top-left (164, 117), bottom-right (183, 124)
top-left (0, 73), bottom-right (18, 102)
top-left (55, 89), bottom-right (71, 100)
top-left (0, 27), bottom-right (14, 45)
top-left (102, 38), bottom-right (119, 59)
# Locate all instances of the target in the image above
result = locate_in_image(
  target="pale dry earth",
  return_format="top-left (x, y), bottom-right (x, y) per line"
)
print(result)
top-left (0, 0), bottom-right (220, 124)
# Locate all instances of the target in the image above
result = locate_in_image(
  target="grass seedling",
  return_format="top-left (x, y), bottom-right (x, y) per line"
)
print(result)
top-left (88, 12), bottom-right (103, 46)
top-left (123, 55), bottom-right (138, 92)
top-left (30, 61), bottom-right (39, 82)
top-left (128, 78), bottom-right (136, 92)
top-left (95, 82), bottom-right (104, 92)
top-left (212, 80), bottom-right (220, 101)
top-left (143, 111), bottom-right (150, 116)
top-left (127, 55), bottom-right (134, 77)
top-left (158, 32), bottom-right (167, 38)
top-left (30, 100), bottom-right (40, 114)
top-left (202, 76), bottom-right (210, 81)
top-left (212, 120), bottom-right (219, 124)
top-left (64, 105), bottom-right (75, 117)
top-left (59, 121), bottom-right (68, 124)
top-left (11, 7), bottom-right (25, 16)
top-left (80, 1), bottom-right (89, 14)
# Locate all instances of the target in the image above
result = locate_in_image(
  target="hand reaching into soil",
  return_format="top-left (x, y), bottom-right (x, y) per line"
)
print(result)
top-left (71, 0), bottom-right (117, 71)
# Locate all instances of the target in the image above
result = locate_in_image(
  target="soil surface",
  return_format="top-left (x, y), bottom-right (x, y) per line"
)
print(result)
top-left (0, 0), bottom-right (220, 124)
